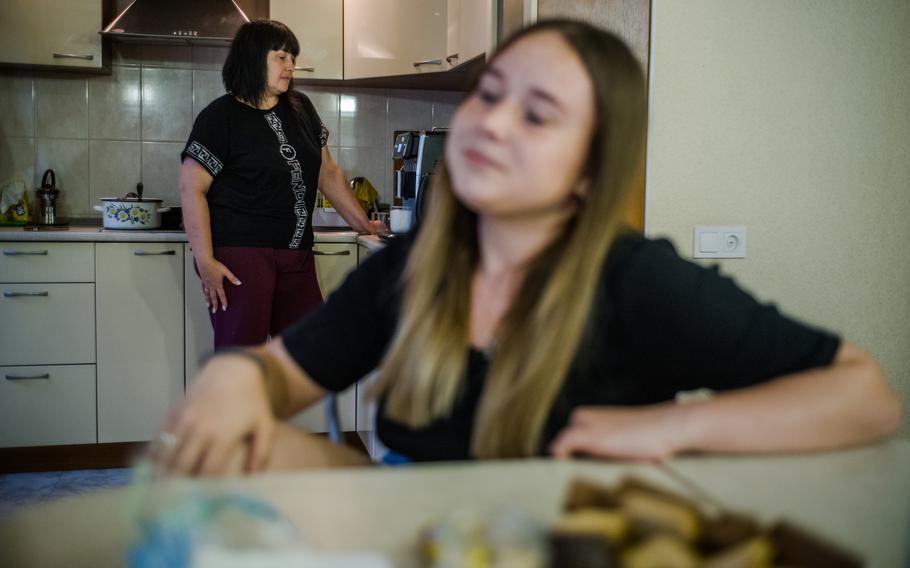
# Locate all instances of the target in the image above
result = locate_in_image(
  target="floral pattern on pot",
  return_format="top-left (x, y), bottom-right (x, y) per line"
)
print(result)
top-left (106, 203), bottom-right (153, 226)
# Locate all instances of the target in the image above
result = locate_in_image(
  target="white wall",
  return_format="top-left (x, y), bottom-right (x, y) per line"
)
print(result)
top-left (646, 0), bottom-right (910, 434)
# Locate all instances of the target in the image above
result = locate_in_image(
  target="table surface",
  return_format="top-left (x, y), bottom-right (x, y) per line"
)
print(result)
top-left (1, 441), bottom-right (908, 567)
top-left (0, 226), bottom-right (362, 243)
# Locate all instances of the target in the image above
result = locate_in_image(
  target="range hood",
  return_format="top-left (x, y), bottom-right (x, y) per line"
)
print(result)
top-left (101, 0), bottom-right (250, 46)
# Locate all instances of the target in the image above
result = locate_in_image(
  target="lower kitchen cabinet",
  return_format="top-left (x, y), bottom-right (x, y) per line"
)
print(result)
top-left (0, 365), bottom-right (96, 447)
top-left (312, 242), bottom-right (357, 299)
top-left (96, 243), bottom-right (185, 443)
top-left (184, 244), bottom-right (214, 381)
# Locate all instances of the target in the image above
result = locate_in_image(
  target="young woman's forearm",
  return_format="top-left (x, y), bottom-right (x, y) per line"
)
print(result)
top-left (671, 342), bottom-right (901, 454)
top-left (261, 337), bottom-right (329, 419)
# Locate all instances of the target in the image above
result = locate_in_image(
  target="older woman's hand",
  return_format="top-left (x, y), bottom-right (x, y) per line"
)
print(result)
top-left (549, 405), bottom-right (682, 461)
top-left (196, 257), bottom-right (241, 313)
top-left (154, 354), bottom-right (276, 477)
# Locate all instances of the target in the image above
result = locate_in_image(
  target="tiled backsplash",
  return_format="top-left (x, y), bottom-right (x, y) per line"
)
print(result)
top-left (0, 44), bottom-right (463, 219)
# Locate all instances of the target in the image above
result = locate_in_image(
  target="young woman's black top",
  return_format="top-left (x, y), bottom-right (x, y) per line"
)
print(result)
top-left (283, 233), bottom-right (841, 461)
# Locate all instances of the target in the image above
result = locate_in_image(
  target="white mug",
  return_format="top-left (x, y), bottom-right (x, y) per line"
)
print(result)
top-left (389, 207), bottom-right (413, 233)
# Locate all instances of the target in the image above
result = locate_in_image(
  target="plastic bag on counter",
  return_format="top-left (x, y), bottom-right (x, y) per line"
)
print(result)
top-left (0, 177), bottom-right (31, 224)
top-left (125, 459), bottom-right (392, 568)
top-left (352, 176), bottom-right (380, 214)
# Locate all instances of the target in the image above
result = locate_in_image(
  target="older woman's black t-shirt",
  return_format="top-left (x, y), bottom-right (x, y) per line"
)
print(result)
top-left (181, 93), bottom-right (328, 250)
top-left (282, 234), bottom-right (841, 461)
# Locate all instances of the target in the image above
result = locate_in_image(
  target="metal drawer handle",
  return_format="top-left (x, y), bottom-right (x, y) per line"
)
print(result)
top-left (3, 291), bottom-right (49, 297)
top-left (53, 52), bottom-right (94, 61)
top-left (133, 250), bottom-right (177, 256)
top-left (3, 250), bottom-right (49, 256)
top-left (446, 53), bottom-right (459, 63)
top-left (413, 59), bottom-right (443, 67)
top-left (6, 373), bottom-right (50, 380)
top-left (294, 66), bottom-right (315, 72)
top-left (313, 250), bottom-right (351, 256)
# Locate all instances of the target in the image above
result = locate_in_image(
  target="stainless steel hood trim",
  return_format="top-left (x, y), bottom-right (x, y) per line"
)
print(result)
top-left (101, 0), bottom-right (251, 46)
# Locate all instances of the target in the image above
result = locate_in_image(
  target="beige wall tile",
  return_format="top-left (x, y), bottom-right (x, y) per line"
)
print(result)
top-left (431, 90), bottom-right (464, 128)
top-left (0, 75), bottom-right (35, 138)
top-left (140, 45), bottom-right (193, 69)
top-left (36, 139), bottom-right (89, 218)
top-left (339, 146), bottom-right (389, 204)
top-left (36, 76), bottom-right (88, 139)
top-left (193, 46), bottom-right (230, 70)
top-left (89, 140), bottom-right (141, 205)
top-left (141, 68), bottom-right (192, 142)
top-left (300, 87), bottom-right (340, 146)
top-left (141, 142), bottom-right (184, 207)
top-left (111, 43), bottom-right (142, 67)
top-left (0, 137), bottom-right (35, 190)
top-left (338, 89), bottom-right (387, 147)
top-left (89, 66), bottom-right (141, 140)
top-left (192, 70), bottom-right (226, 121)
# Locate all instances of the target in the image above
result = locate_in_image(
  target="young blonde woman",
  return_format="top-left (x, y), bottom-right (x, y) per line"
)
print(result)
top-left (155, 20), bottom-right (900, 476)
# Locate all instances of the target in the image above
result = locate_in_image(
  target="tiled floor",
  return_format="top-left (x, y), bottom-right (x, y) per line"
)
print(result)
top-left (0, 468), bottom-right (133, 518)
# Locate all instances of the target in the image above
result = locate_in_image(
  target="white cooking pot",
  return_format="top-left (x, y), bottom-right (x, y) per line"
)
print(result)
top-left (95, 197), bottom-right (171, 229)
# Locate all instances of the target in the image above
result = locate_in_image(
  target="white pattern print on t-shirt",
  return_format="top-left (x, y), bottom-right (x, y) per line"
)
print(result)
top-left (264, 112), bottom-right (308, 249)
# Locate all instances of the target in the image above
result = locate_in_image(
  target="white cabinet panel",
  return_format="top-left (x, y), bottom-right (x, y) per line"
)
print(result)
top-left (289, 387), bottom-right (357, 433)
top-left (344, 0), bottom-right (447, 79)
top-left (0, 283), bottom-right (95, 366)
top-left (0, 0), bottom-right (104, 69)
top-left (313, 242), bottom-right (357, 299)
top-left (184, 244), bottom-right (213, 382)
top-left (271, 0), bottom-right (343, 80)
top-left (96, 243), bottom-right (184, 443)
top-left (0, 243), bottom-right (94, 283)
top-left (0, 365), bottom-right (96, 448)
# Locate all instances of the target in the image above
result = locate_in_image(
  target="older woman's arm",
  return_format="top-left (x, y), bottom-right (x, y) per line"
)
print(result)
top-left (317, 146), bottom-right (386, 234)
top-left (551, 341), bottom-right (901, 459)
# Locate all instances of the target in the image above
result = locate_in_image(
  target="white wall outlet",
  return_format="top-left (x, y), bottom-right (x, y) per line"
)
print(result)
top-left (693, 225), bottom-right (747, 258)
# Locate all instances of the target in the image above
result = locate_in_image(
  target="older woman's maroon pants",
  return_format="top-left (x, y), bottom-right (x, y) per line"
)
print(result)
top-left (197, 246), bottom-right (324, 349)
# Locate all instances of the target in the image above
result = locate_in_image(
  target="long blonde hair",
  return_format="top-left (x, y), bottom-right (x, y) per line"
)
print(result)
top-left (374, 20), bottom-right (648, 458)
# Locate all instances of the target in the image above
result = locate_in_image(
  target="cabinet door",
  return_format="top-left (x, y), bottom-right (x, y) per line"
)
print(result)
top-left (312, 242), bottom-right (357, 298)
top-left (446, 0), bottom-right (461, 69)
top-left (0, 365), bottom-right (96, 447)
top-left (344, 0), bottom-right (447, 79)
top-left (0, 0), bottom-right (103, 69)
top-left (0, 242), bottom-right (94, 283)
top-left (184, 244), bottom-right (214, 382)
top-left (458, 0), bottom-right (496, 65)
top-left (271, 0), bottom-right (343, 80)
top-left (0, 283), bottom-right (95, 366)
top-left (96, 243), bottom-right (184, 443)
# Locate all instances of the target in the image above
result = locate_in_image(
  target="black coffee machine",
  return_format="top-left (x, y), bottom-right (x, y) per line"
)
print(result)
top-left (392, 129), bottom-right (447, 228)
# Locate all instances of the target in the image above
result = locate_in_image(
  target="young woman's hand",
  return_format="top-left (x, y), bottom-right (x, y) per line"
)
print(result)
top-left (196, 257), bottom-right (241, 313)
top-left (549, 405), bottom-right (683, 461)
top-left (154, 355), bottom-right (275, 477)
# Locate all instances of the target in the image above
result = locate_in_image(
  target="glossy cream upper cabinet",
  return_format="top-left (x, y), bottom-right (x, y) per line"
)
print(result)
top-left (270, 0), bottom-right (343, 80)
top-left (96, 243), bottom-right (184, 443)
top-left (457, 0), bottom-right (497, 65)
top-left (344, 0), bottom-right (447, 79)
top-left (0, 0), bottom-right (104, 69)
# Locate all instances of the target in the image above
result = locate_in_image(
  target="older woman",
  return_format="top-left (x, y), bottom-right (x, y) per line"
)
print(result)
top-left (159, 20), bottom-right (899, 475)
top-left (180, 20), bottom-right (384, 348)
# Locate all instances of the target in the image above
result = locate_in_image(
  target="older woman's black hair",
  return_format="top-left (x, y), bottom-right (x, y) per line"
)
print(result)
top-left (222, 19), bottom-right (301, 105)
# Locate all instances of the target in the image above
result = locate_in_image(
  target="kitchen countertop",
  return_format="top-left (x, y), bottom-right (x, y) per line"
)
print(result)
top-left (1, 440), bottom-right (907, 567)
top-left (0, 225), bottom-right (362, 244)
